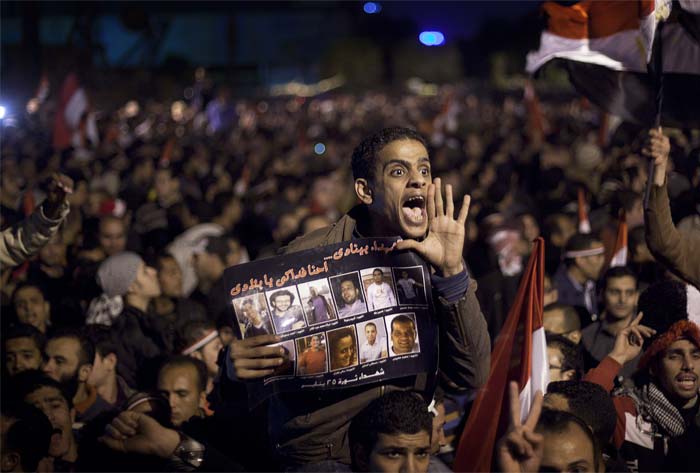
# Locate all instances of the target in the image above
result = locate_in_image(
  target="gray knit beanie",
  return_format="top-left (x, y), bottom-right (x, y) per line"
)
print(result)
top-left (97, 252), bottom-right (143, 297)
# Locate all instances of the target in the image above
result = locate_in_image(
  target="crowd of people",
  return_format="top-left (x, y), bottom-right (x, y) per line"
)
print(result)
top-left (1, 73), bottom-right (699, 472)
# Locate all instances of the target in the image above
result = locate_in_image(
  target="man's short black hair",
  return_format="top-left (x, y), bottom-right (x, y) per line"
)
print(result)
top-left (600, 266), bottom-right (638, 292)
top-left (11, 282), bottom-right (48, 304)
top-left (546, 334), bottom-right (583, 381)
top-left (349, 391), bottom-right (432, 469)
top-left (391, 314), bottom-right (416, 333)
top-left (158, 355), bottom-right (208, 394)
top-left (351, 127), bottom-right (428, 183)
top-left (1, 404), bottom-right (54, 472)
top-left (563, 233), bottom-right (602, 267)
top-left (48, 328), bottom-right (95, 368)
top-left (536, 409), bottom-right (601, 472)
top-left (546, 380), bottom-right (616, 446)
top-left (175, 320), bottom-right (217, 354)
top-left (11, 369), bottom-right (73, 409)
top-left (270, 289), bottom-right (295, 305)
top-left (3, 323), bottom-right (45, 352)
top-left (373, 268), bottom-right (384, 275)
top-left (83, 324), bottom-right (118, 359)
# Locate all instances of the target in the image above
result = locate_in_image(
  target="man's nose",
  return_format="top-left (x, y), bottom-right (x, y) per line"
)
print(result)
top-left (401, 454), bottom-right (418, 473)
top-left (407, 169), bottom-right (427, 187)
top-left (681, 353), bottom-right (695, 370)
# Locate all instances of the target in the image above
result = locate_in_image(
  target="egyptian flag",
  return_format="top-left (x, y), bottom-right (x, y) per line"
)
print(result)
top-left (608, 211), bottom-right (628, 268)
top-left (526, 0), bottom-right (700, 128)
top-left (578, 187), bottom-right (591, 234)
top-left (453, 238), bottom-right (549, 472)
top-left (53, 73), bottom-right (99, 150)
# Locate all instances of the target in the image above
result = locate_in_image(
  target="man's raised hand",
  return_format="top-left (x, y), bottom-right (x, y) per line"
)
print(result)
top-left (396, 178), bottom-right (470, 277)
top-left (230, 334), bottom-right (284, 379)
top-left (496, 381), bottom-right (544, 473)
top-left (609, 312), bottom-right (656, 367)
top-left (642, 128), bottom-right (670, 187)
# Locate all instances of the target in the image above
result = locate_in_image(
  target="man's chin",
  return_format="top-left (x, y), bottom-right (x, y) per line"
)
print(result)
top-left (399, 222), bottom-right (427, 240)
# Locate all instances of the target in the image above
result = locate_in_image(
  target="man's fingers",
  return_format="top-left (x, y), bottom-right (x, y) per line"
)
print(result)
top-left (508, 381), bottom-right (522, 427)
top-left (445, 184), bottom-right (454, 219)
top-left (232, 344), bottom-right (286, 360)
top-left (434, 178), bottom-right (444, 216)
top-left (98, 435), bottom-right (126, 453)
top-left (457, 194), bottom-right (471, 225)
top-left (112, 416), bottom-right (137, 436)
top-left (395, 239), bottom-right (423, 254)
top-left (237, 334), bottom-right (281, 348)
top-left (236, 368), bottom-right (276, 379)
top-left (523, 430), bottom-right (544, 448)
top-left (234, 357), bottom-right (284, 370)
top-left (636, 325), bottom-right (657, 338)
top-left (630, 312), bottom-right (644, 327)
top-left (524, 390), bottom-right (543, 430)
top-left (426, 183), bottom-right (436, 220)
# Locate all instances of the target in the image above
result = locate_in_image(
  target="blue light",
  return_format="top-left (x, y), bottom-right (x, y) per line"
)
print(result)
top-left (363, 2), bottom-right (381, 14)
top-left (419, 31), bottom-right (445, 46)
top-left (0, 106), bottom-right (5, 120)
top-left (314, 143), bottom-right (326, 155)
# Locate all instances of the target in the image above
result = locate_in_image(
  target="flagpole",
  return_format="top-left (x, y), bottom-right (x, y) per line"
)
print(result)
top-left (644, 20), bottom-right (664, 209)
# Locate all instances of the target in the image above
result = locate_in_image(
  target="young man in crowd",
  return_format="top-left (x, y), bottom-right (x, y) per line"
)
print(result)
top-left (546, 334), bottom-right (582, 382)
top-left (553, 233), bottom-right (606, 325)
top-left (12, 283), bottom-right (51, 335)
top-left (543, 303), bottom-right (582, 345)
top-left (3, 324), bottom-right (44, 377)
top-left (0, 404), bottom-right (53, 473)
top-left (227, 127), bottom-right (490, 467)
top-left (43, 328), bottom-right (111, 424)
top-left (157, 356), bottom-right (209, 427)
top-left (581, 266), bottom-right (640, 376)
top-left (349, 391), bottom-right (433, 473)
top-left (96, 251), bottom-right (163, 389)
top-left (177, 321), bottom-right (223, 395)
top-left (584, 280), bottom-right (699, 471)
top-left (366, 268), bottom-right (397, 311)
top-left (83, 324), bottom-right (135, 408)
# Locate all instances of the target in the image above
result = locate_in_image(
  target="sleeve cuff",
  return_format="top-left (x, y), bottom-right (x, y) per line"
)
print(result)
top-left (431, 268), bottom-right (469, 304)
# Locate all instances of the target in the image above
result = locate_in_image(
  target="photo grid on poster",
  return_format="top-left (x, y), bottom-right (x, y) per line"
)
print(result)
top-left (329, 271), bottom-right (368, 318)
top-left (360, 267), bottom-right (398, 311)
top-left (231, 292), bottom-right (274, 338)
top-left (392, 266), bottom-right (428, 306)
top-left (327, 325), bottom-right (359, 372)
top-left (385, 313), bottom-right (421, 357)
top-left (356, 317), bottom-right (389, 363)
top-left (295, 333), bottom-right (328, 376)
top-left (297, 279), bottom-right (338, 326)
top-left (266, 286), bottom-right (306, 334)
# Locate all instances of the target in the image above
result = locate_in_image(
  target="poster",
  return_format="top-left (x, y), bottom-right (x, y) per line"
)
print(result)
top-left (224, 238), bottom-right (436, 404)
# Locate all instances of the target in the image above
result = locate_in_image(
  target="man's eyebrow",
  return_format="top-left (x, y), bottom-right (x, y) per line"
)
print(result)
top-left (382, 158), bottom-right (430, 170)
top-left (567, 460), bottom-right (591, 470)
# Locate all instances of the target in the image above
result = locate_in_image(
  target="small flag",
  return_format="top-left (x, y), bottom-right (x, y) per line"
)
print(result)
top-left (578, 187), bottom-right (591, 234)
top-left (608, 211), bottom-right (628, 268)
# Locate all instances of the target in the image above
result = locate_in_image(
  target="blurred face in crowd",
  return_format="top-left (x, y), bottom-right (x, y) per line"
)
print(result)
top-left (25, 386), bottom-right (75, 459)
top-left (652, 338), bottom-right (700, 409)
top-left (519, 213), bottom-right (540, 242)
top-left (98, 218), bottom-right (127, 256)
top-left (14, 286), bottom-right (50, 334)
top-left (39, 234), bottom-right (67, 268)
top-left (603, 276), bottom-right (638, 321)
top-left (539, 423), bottom-right (597, 473)
top-left (154, 168), bottom-right (178, 200)
top-left (4, 337), bottom-right (43, 376)
top-left (543, 307), bottom-right (581, 345)
top-left (547, 346), bottom-right (575, 382)
top-left (367, 431), bottom-right (431, 473)
top-left (333, 335), bottom-right (356, 368)
top-left (360, 139), bottom-right (431, 240)
top-left (431, 402), bottom-right (446, 455)
top-left (87, 351), bottom-right (116, 390)
top-left (157, 256), bottom-right (183, 298)
top-left (43, 337), bottom-right (87, 384)
top-left (129, 263), bottom-right (161, 299)
top-left (158, 364), bottom-right (205, 427)
top-left (391, 319), bottom-right (417, 354)
top-left (191, 336), bottom-right (223, 379)
top-left (574, 242), bottom-right (605, 281)
top-left (341, 280), bottom-right (360, 305)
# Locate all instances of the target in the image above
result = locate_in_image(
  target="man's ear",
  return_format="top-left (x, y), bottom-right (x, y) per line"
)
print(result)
top-left (355, 179), bottom-right (373, 205)
top-left (78, 363), bottom-right (92, 383)
top-left (105, 353), bottom-right (118, 371)
top-left (1, 452), bottom-right (20, 471)
top-left (190, 351), bottom-right (203, 361)
top-left (562, 369), bottom-right (576, 381)
top-left (198, 391), bottom-right (207, 410)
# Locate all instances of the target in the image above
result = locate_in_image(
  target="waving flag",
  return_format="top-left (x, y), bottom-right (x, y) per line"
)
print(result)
top-left (53, 73), bottom-right (99, 150)
top-left (608, 211), bottom-right (629, 268)
top-left (526, 0), bottom-right (700, 128)
top-left (453, 238), bottom-right (549, 472)
top-left (578, 187), bottom-right (591, 234)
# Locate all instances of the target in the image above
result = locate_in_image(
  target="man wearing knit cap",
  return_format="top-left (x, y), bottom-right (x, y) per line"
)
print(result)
top-left (97, 251), bottom-right (163, 388)
top-left (585, 280), bottom-right (700, 472)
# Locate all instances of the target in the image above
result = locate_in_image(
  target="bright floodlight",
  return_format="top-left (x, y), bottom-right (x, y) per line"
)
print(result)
top-left (0, 106), bottom-right (6, 120)
top-left (419, 31), bottom-right (445, 46)
top-left (363, 2), bottom-right (380, 14)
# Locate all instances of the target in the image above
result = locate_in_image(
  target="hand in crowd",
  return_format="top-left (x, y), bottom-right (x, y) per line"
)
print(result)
top-left (642, 128), bottom-right (670, 187)
top-left (98, 411), bottom-right (180, 458)
top-left (396, 178), bottom-right (471, 277)
top-left (229, 334), bottom-right (284, 379)
top-left (609, 312), bottom-right (656, 366)
top-left (496, 381), bottom-right (544, 473)
top-left (43, 173), bottom-right (74, 220)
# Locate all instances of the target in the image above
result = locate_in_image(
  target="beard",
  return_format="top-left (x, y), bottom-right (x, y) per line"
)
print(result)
top-left (60, 372), bottom-right (80, 401)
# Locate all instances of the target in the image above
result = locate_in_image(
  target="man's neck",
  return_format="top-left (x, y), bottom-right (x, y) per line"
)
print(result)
top-left (677, 394), bottom-right (698, 411)
top-left (602, 314), bottom-right (633, 336)
top-left (73, 382), bottom-right (89, 406)
top-left (567, 265), bottom-right (588, 286)
top-left (126, 294), bottom-right (150, 313)
top-left (97, 375), bottom-right (118, 405)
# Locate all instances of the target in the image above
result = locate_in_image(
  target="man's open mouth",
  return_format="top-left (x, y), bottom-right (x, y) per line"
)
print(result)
top-left (677, 374), bottom-right (698, 390)
top-left (401, 195), bottom-right (426, 225)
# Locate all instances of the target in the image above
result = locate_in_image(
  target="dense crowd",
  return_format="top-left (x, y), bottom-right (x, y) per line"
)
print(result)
top-left (1, 73), bottom-right (699, 472)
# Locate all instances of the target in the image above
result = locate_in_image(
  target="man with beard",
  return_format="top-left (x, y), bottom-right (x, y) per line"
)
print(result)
top-left (269, 290), bottom-right (306, 334)
top-left (43, 329), bottom-right (111, 425)
top-left (13, 370), bottom-right (79, 471)
top-left (337, 278), bottom-right (367, 318)
top-left (0, 404), bottom-right (53, 473)
top-left (3, 324), bottom-right (44, 377)
top-left (227, 127), bottom-right (490, 468)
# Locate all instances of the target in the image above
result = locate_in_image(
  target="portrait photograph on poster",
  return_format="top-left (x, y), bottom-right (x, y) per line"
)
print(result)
top-left (296, 333), bottom-right (328, 375)
top-left (327, 326), bottom-right (359, 371)
top-left (266, 286), bottom-right (306, 334)
top-left (329, 271), bottom-right (368, 318)
top-left (356, 318), bottom-right (389, 363)
top-left (392, 266), bottom-right (427, 306)
top-left (232, 292), bottom-right (274, 338)
top-left (297, 279), bottom-right (338, 326)
top-left (385, 313), bottom-right (421, 356)
top-left (360, 266), bottom-right (397, 311)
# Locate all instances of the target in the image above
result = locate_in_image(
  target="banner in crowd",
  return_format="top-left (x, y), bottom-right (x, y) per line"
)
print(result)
top-left (223, 238), bottom-right (436, 405)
